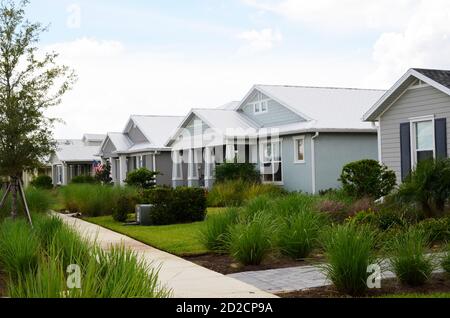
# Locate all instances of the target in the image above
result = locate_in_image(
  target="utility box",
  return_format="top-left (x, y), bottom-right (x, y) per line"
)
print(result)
top-left (135, 204), bottom-right (153, 226)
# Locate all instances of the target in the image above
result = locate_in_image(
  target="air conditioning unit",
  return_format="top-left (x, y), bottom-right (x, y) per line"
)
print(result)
top-left (135, 204), bottom-right (153, 226)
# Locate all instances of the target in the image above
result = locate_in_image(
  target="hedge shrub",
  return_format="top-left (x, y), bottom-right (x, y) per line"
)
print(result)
top-left (125, 168), bottom-right (159, 189)
top-left (215, 163), bottom-right (261, 184)
top-left (142, 187), bottom-right (207, 225)
top-left (340, 159), bottom-right (396, 199)
top-left (30, 175), bottom-right (53, 189)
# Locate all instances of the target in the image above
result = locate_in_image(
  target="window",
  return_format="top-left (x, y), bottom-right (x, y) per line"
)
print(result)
top-left (411, 116), bottom-right (435, 166)
top-left (251, 92), bottom-right (269, 114)
top-left (260, 139), bottom-right (283, 184)
top-left (57, 165), bottom-right (63, 184)
top-left (294, 136), bottom-right (305, 163)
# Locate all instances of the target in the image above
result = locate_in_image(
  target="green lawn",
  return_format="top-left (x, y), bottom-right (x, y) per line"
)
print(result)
top-left (85, 208), bottom-right (225, 256)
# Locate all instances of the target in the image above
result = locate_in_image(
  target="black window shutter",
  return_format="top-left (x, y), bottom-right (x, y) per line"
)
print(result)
top-left (435, 118), bottom-right (447, 159)
top-left (400, 122), bottom-right (411, 181)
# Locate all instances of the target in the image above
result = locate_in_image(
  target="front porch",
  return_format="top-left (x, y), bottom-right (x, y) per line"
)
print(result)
top-left (52, 161), bottom-right (98, 186)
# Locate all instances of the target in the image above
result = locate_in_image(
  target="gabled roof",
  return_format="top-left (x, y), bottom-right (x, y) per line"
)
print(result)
top-left (54, 139), bottom-right (102, 163)
top-left (105, 132), bottom-right (133, 153)
top-left (82, 134), bottom-right (106, 142)
top-left (166, 108), bottom-right (260, 146)
top-left (127, 115), bottom-right (184, 148)
top-left (364, 68), bottom-right (450, 121)
top-left (237, 85), bottom-right (385, 130)
top-left (217, 101), bottom-right (240, 110)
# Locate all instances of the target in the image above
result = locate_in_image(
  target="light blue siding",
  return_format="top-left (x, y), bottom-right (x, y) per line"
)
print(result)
top-left (281, 135), bottom-right (313, 192)
top-left (315, 133), bottom-right (378, 191)
top-left (240, 90), bottom-right (304, 127)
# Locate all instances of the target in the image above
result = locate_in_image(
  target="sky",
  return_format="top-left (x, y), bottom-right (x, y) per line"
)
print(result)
top-left (22, 0), bottom-right (450, 138)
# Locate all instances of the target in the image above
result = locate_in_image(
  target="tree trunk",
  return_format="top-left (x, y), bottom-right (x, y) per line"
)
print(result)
top-left (10, 177), bottom-right (18, 219)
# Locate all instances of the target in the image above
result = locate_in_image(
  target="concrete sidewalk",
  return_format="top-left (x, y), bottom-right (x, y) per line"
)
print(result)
top-left (56, 213), bottom-right (276, 298)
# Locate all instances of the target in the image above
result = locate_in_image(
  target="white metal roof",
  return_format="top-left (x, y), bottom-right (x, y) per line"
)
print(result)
top-left (106, 132), bottom-right (133, 152)
top-left (82, 134), bottom-right (106, 142)
top-left (129, 115), bottom-right (184, 148)
top-left (248, 85), bottom-right (386, 131)
top-left (54, 139), bottom-right (102, 162)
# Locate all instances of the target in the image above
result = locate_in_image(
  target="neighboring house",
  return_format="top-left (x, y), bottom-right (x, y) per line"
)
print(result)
top-left (50, 134), bottom-right (106, 186)
top-left (167, 85), bottom-right (384, 193)
top-left (98, 115), bottom-right (184, 186)
top-left (364, 68), bottom-right (450, 183)
top-left (22, 162), bottom-right (52, 188)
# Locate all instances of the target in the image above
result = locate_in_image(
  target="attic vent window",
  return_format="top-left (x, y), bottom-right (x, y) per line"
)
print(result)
top-left (250, 92), bottom-right (269, 115)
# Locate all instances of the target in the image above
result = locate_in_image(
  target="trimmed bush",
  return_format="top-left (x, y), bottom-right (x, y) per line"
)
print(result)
top-left (322, 223), bottom-right (377, 296)
top-left (70, 175), bottom-right (98, 184)
top-left (388, 227), bottom-right (434, 286)
top-left (340, 159), bottom-right (396, 199)
top-left (30, 175), bottom-right (53, 189)
top-left (199, 208), bottom-right (240, 253)
top-left (113, 194), bottom-right (135, 222)
top-left (278, 210), bottom-right (325, 259)
top-left (142, 187), bottom-right (207, 225)
top-left (229, 213), bottom-right (274, 265)
top-left (396, 158), bottom-right (450, 218)
top-left (125, 168), bottom-right (159, 189)
top-left (215, 162), bottom-right (261, 184)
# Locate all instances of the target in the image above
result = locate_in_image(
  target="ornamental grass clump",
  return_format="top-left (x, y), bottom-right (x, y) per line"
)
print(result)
top-left (229, 213), bottom-right (274, 265)
top-left (199, 207), bottom-right (240, 253)
top-left (322, 223), bottom-right (377, 296)
top-left (442, 245), bottom-right (450, 275)
top-left (388, 227), bottom-right (434, 286)
top-left (278, 210), bottom-right (325, 259)
top-left (0, 219), bottom-right (40, 277)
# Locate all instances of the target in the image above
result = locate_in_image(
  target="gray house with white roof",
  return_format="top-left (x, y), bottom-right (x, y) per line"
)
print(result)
top-left (364, 68), bottom-right (450, 183)
top-left (98, 115), bottom-right (184, 186)
top-left (50, 134), bottom-right (106, 186)
top-left (167, 85), bottom-right (383, 193)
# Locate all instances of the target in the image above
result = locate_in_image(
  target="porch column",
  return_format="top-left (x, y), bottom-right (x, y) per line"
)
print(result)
top-left (119, 155), bottom-right (127, 186)
top-left (172, 150), bottom-right (184, 188)
top-left (225, 142), bottom-right (235, 163)
top-left (62, 163), bottom-right (69, 185)
top-left (51, 165), bottom-right (56, 186)
top-left (188, 148), bottom-right (199, 187)
top-left (110, 158), bottom-right (118, 184)
top-left (204, 147), bottom-right (215, 189)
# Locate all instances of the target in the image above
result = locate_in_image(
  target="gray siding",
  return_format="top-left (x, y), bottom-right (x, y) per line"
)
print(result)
top-left (127, 126), bottom-right (148, 144)
top-left (380, 85), bottom-right (450, 181)
top-left (315, 133), bottom-right (378, 192)
top-left (155, 151), bottom-right (173, 186)
top-left (240, 91), bottom-right (304, 127)
top-left (281, 135), bottom-right (313, 192)
top-left (101, 139), bottom-right (117, 158)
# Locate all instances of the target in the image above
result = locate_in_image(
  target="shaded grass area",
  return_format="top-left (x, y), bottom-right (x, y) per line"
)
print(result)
top-left (85, 208), bottom-right (225, 256)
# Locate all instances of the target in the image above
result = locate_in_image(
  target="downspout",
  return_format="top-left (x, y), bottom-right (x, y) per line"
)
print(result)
top-left (311, 132), bottom-right (320, 195)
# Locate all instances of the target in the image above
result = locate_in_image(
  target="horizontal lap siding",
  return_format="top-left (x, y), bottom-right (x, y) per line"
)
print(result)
top-left (380, 85), bottom-right (450, 181)
top-left (241, 92), bottom-right (305, 127)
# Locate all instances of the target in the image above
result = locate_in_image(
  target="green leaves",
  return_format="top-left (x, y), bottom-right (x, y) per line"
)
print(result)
top-left (0, 0), bottom-right (76, 177)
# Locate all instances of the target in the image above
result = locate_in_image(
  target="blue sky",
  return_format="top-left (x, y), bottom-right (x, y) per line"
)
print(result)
top-left (22, 0), bottom-right (450, 138)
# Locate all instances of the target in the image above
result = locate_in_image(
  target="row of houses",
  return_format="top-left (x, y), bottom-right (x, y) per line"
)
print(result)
top-left (33, 68), bottom-right (450, 193)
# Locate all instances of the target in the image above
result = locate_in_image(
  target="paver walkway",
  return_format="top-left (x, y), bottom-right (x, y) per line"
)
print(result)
top-left (56, 213), bottom-right (276, 298)
top-left (228, 260), bottom-right (443, 294)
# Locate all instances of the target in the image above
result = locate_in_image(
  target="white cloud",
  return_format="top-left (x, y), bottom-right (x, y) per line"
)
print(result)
top-left (237, 28), bottom-right (282, 54)
top-left (243, 0), bottom-right (419, 31)
top-left (43, 38), bottom-right (372, 139)
top-left (366, 0), bottom-right (450, 86)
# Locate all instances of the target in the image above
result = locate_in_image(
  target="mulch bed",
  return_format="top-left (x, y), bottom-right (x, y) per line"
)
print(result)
top-left (278, 273), bottom-right (450, 298)
top-left (185, 252), bottom-right (325, 275)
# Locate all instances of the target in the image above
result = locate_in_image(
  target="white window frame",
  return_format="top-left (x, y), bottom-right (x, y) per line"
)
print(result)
top-left (293, 136), bottom-right (306, 164)
top-left (57, 165), bottom-right (63, 185)
top-left (259, 139), bottom-right (283, 185)
top-left (410, 115), bottom-right (435, 168)
top-left (250, 92), bottom-right (269, 115)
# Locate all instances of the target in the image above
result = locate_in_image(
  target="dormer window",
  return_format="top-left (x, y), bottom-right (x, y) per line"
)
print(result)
top-left (251, 92), bottom-right (269, 115)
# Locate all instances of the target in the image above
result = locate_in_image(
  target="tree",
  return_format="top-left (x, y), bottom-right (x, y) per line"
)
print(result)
top-left (0, 0), bottom-right (76, 221)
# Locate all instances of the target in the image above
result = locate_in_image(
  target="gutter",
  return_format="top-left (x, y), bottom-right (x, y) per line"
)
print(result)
top-left (311, 132), bottom-right (320, 195)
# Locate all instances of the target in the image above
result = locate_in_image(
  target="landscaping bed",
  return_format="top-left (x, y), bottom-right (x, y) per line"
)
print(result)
top-left (186, 252), bottom-right (325, 275)
top-left (278, 273), bottom-right (450, 298)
